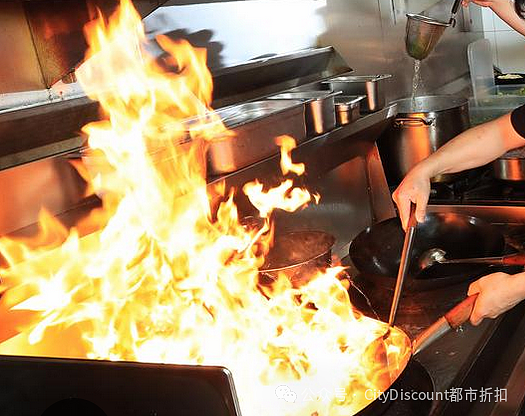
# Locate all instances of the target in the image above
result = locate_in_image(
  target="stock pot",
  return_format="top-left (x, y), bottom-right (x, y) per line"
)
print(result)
top-left (378, 95), bottom-right (470, 185)
top-left (493, 146), bottom-right (525, 181)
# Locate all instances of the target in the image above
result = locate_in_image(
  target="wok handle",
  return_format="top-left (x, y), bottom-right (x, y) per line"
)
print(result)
top-left (445, 294), bottom-right (478, 329)
top-left (502, 252), bottom-right (525, 266)
top-left (443, 252), bottom-right (525, 266)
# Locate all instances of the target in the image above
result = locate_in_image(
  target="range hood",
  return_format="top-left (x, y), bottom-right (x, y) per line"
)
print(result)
top-left (1, 0), bottom-right (167, 93)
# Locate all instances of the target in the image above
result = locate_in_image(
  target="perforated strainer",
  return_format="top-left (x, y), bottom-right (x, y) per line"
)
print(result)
top-left (405, 0), bottom-right (462, 60)
top-left (405, 14), bottom-right (450, 60)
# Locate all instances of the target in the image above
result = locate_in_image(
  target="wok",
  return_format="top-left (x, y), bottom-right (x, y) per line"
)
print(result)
top-left (259, 230), bottom-right (335, 287)
top-left (355, 293), bottom-right (476, 416)
top-left (349, 212), bottom-right (505, 289)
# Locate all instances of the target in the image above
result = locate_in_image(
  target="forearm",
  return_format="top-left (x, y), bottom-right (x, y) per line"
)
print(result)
top-left (413, 114), bottom-right (523, 178)
top-left (513, 271), bottom-right (525, 296)
top-left (491, 0), bottom-right (525, 35)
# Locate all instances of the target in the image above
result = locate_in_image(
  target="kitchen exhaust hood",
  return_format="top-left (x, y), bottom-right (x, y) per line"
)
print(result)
top-left (1, 0), bottom-right (167, 93)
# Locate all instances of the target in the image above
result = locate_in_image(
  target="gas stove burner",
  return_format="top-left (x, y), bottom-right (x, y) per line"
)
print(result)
top-left (428, 166), bottom-right (525, 205)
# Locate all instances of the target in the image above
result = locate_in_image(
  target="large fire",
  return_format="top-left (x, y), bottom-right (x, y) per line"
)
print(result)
top-left (0, 1), bottom-right (411, 415)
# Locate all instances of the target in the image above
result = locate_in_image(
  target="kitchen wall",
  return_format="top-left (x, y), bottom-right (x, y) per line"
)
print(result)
top-left (480, 6), bottom-right (525, 72)
top-left (0, 0), bottom-right (482, 110)
top-left (144, 0), bottom-right (483, 103)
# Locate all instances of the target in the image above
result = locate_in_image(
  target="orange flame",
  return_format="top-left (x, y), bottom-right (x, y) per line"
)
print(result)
top-left (277, 135), bottom-right (305, 176)
top-left (0, 1), bottom-right (410, 415)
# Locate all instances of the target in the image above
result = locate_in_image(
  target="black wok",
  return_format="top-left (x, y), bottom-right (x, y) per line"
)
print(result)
top-left (349, 212), bottom-right (505, 289)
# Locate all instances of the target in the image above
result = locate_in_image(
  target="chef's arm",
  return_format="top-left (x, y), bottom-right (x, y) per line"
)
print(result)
top-left (463, 0), bottom-right (525, 36)
top-left (393, 113), bottom-right (525, 228)
top-left (490, 0), bottom-right (525, 36)
top-left (414, 113), bottom-right (523, 177)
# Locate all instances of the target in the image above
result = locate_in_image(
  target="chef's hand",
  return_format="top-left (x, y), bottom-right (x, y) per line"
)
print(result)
top-left (392, 166), bottom-right (431, 230)
top-left (468, 272), bottom-right (525, 326)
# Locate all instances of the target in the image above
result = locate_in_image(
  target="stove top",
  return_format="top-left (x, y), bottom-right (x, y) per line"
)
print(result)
top-left (346, 205), bottom-right (525, 416)
top-left (428, 168), bottom-right (525, 206)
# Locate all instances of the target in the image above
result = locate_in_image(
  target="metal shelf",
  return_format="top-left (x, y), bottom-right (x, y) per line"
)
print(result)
top-left (208, 103), bottom-right (398, 187)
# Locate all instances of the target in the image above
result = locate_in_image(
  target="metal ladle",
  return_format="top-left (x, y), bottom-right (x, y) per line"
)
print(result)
top-left (405, 0), bottom-right (462, 60)
top-left (418, 248), bottom-right (525, 272)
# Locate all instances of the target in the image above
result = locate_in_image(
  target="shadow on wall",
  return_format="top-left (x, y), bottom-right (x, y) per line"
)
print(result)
top-left (148, 28), bottom-right (226, 71)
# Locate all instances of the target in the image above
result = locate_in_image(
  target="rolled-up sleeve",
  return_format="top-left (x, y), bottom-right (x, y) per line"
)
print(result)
top-left (511, 104), bottom-right (525, 139)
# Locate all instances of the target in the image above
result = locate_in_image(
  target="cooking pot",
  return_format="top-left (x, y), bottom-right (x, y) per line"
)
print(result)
top-left (378, 95), bottom-right (470, 185)
top-left (492, 146), bottom-right (525, 181)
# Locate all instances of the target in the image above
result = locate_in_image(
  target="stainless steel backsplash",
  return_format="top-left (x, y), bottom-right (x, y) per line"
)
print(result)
top-left (318, 0), bottom-right (482, 101)
top-left (0, 0), bottom-right (482, 108)
top-left (144, 0), bottom-right (483, 102)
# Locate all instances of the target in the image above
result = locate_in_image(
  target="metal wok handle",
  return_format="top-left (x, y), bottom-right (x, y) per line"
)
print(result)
top-left (440, 252), bottom-right (525, 266)
top-left (394, 117), bottom-right (434, 127)
top-left (413, 294), bottom-right (478, 355)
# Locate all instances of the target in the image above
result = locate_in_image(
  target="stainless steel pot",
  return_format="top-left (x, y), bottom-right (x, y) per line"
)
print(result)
top-left (378, 95), bottom-right (470, 185)
top-left (493, 146), bottom-right (525, 181)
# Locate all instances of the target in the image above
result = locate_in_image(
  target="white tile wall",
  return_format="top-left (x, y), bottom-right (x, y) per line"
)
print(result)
top-left (495, 31), bottom-right (525, 72)
top-left (481, 7), bottom-right (495, 31)
top-left (481, 6), bottom-right (525, 72)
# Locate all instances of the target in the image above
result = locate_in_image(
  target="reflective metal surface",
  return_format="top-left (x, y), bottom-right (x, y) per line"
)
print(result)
top-left (321, 0), bottom-right (481, 103)
top-left (0, 0), bottom-right (167, 95)
top-left (25, 0), bottom-right (167, 89)
top-left (493, 147), bottom-right (525, 181)
top-left (0, 156), bottom-right (87, 237)
top-left (0, 104), bottom-right (397, 269)
top-left (325, 75), bottom-right (392, 112)
top-left (207, 100), bottom-right (306, 175)
top-left (210, 104), bottom-right (398, 259)
top-left (211, 47), bottom-right (350, 109)
top-left (269, 91), bottom-right (340, 136)
top-left (427, 204), bottom-right (525, 223)
top-left (492, 158), bottom-right (525, 182)
top-left (0, 3), bottom-right (44, 94)
top-left (378, 95), bottom-right (470, 185)
top-left (0, 97), bottom-right (97, 170)
top-left (0, 47), bottom-right (345, 170)
top-left (334, 95), bottom-right (365, 126)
